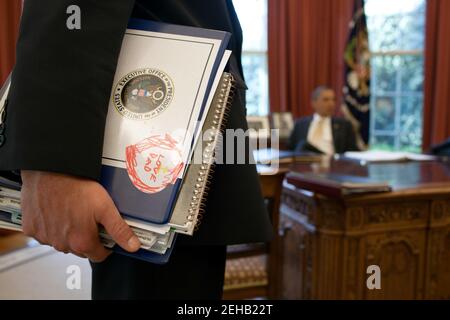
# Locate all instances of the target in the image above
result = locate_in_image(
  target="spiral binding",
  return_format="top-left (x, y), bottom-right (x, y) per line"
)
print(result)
top-left (185, 73), bottom-right (235, 232)
top-left (0, 75), bottom-right (11, 126)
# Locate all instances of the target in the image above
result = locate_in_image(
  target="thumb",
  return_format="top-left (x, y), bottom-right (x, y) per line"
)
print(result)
top-left (96, 198), bottom-right (141, 253)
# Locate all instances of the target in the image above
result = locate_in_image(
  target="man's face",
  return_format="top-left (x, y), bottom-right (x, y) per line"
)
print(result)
top-left (312, 89), bottom-right (336, 117)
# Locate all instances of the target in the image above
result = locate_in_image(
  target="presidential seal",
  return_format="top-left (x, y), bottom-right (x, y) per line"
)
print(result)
top-left (113, 68), bottom-right (174, 120)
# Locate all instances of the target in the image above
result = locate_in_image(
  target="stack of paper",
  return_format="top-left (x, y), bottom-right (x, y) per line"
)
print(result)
top-left (343, 150), bottom-right (436, 163)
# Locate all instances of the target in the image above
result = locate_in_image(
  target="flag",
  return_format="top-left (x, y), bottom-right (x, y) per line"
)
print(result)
top-left (341, 0), bottom-right (371, 150)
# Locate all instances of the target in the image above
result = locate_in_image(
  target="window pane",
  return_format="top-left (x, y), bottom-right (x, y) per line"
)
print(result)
top-left (365, 0), bottom-right (425, 16)
top-left (242, 54), bottom-right (269, 115)
top-left (234, 0), bottom-right (269, 116)
top-left (371, 135), bottom-right (396, 150)
top-left (233, 0), bottom-right (268, 52)
top-left (367, 15), bottom-right (402, 52)
top-left (366, 0), bottom-right (425, 152)
top-left (398, 12), bottom-right (425, 51)
top-left (372, 55), bottom-right (400, 93)
top-left (366, 0), bottom-right (425, 52)
top-left (373, 97), bottom-right (396, 131)
top-left (401, 55), bottom-right (424, 92)
top-left (399, 96), bottom-right (423, 151)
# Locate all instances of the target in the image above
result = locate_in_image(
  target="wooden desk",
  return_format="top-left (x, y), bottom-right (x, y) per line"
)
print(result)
top-left (280, 159), bottom-right (450, 299)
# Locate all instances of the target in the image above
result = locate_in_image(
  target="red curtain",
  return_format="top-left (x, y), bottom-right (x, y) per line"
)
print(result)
top-left (422, 0), bottom-right (450, 150)
top-left (268, 0), bottom-right (355, 118)
top-left (0, 0), bottom-right (22, 85)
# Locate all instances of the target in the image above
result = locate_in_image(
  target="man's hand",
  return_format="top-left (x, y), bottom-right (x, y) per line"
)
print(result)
top-left (21, 170), bottom-right (141, 262)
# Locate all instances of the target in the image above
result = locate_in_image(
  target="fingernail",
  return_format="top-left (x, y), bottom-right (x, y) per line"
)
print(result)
top-left (128, 236), bottom-right (141, 251)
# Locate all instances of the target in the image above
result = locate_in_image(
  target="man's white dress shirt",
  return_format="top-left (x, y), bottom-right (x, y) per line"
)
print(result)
top-left (307, 113), bottom-right (335, 155)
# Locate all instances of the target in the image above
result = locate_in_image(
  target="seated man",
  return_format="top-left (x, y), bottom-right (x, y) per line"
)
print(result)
top-left (287, 86), bottom-right (358, 154)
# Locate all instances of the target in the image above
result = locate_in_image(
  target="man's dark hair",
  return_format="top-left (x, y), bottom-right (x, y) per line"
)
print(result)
top-left (311, 85), bottom-right (333, 101)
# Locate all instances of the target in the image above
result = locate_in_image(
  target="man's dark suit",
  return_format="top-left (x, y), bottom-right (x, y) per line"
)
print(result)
top-left (0, 0), bottom-right (272, 299)
top-left (287, 116), bottom-right (358, 154)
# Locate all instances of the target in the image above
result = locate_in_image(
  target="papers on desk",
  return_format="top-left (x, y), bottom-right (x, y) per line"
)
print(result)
top-left (253, 148), bottom-right (323, 165)
top-left (343, 150), bottom-right (436, 163)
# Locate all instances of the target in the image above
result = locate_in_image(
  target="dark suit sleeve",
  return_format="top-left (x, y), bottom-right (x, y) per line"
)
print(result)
top-left (287, 120), bottom-right (300, 150)
top-left (0, 0), bottom-right (135, 181)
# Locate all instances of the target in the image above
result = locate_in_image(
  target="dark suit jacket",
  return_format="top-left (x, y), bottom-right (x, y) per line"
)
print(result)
top-left (0, 0), bottom-right (272, 246)
top-left (287, 116), bottom-right (358, 154)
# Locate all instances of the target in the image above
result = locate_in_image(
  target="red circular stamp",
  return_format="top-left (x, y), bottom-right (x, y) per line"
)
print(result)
top-left (125, 133), bottom-right (184, 194)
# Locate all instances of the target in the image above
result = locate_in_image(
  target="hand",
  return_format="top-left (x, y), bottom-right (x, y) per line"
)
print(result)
top-left (21, 170), bottom-right (141, 262)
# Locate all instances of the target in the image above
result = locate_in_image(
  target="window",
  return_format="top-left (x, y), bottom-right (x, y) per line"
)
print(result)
top-left (233, 0), bottom-right (269, 116)
top-left (365, 0), bottom-right (425, 152)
